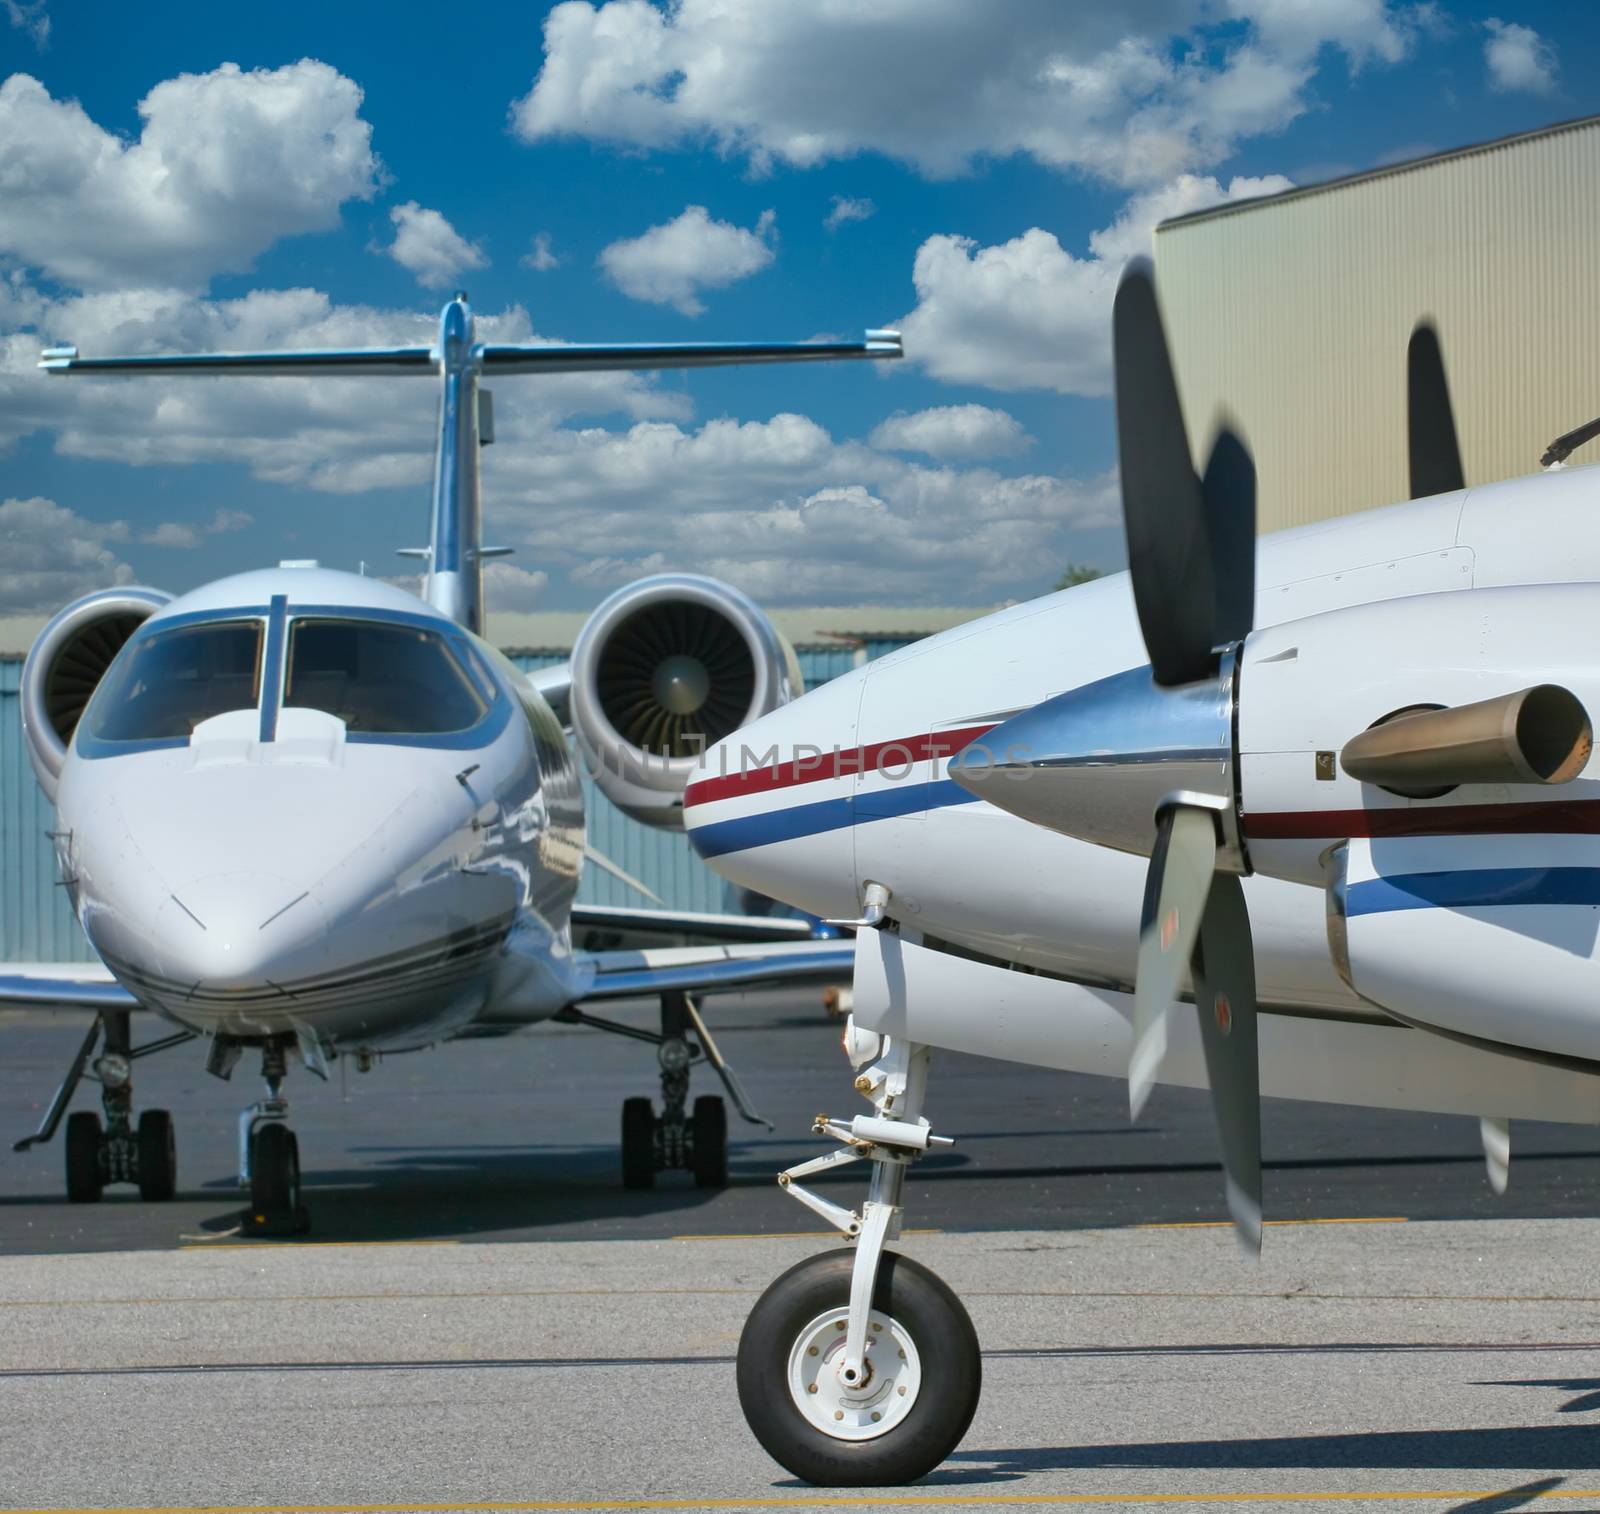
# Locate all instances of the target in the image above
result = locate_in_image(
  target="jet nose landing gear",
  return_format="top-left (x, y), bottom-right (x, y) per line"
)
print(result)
top-left (236, 1041), bottom-right (309, 1236)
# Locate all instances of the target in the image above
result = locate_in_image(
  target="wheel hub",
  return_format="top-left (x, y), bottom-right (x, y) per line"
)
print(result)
top-left (787, 1307), bottom-right (922, 1441)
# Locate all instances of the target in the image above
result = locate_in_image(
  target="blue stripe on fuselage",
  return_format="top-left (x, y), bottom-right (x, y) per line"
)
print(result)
top-left (687, 778), bottom-right (978, 860)
top-left (1347, 867), bottom-right (1600, 915)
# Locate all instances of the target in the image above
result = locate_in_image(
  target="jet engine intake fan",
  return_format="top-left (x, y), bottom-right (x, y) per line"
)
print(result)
top-left (21, 587), bottom-right (172, 802)
top-left (568, 574), bottom-right (803, 828)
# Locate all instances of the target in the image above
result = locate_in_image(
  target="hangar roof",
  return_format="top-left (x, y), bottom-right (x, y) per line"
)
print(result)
top-left (1159, 113), bottom-right (1600, 232)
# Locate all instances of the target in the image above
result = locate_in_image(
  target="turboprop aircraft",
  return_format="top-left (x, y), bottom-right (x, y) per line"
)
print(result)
top-left (685, 258), bottom-right (1600, 1486)
top-left (2, 294), bottom-right (901, 1231)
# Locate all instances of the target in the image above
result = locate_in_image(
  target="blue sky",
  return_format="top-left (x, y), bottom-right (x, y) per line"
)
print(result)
top-left (0, 0), bottom-right (1593, 614)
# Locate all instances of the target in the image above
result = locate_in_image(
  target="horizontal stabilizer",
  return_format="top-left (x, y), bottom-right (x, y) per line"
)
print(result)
top-left (40, 345), bottom-right (435, 377)
top-left (478, 332), bottom-right (901, 376)
top-left (40, 332), bottom-right (902, 379)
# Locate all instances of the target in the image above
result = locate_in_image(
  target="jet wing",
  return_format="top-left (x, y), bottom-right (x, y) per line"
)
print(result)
top-left (0, 964), bottom-right (137, 1013)
top-left (579, 937), bottom-right (854, 1001)
top-left (571, 903), bottom-right (823, 946)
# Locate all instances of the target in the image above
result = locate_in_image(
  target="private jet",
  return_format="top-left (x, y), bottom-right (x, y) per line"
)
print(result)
top-left (3, 295), bottom-right (901, 1231)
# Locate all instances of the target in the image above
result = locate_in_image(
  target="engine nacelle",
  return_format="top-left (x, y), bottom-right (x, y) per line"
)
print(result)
top-left (569, 574), bottom-right (803, 828)
top-left (21, 587), bottom-right (172, 802)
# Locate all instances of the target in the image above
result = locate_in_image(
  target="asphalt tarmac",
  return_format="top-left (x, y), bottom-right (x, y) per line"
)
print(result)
top-left (4, 990), bottom-right (1600, 1254)
top-left (4, 1220), bottom-right (1600, 1512)
top-left (5, 991), bottom-right (1600, 1511)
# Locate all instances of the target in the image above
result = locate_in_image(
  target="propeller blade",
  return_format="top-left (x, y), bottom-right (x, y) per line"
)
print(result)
top-left (1131, 804), bottom-right (1217, 1119)
top-left (1200, 426), bottom-right (1257, 647)
top-left (1407, 323), bottom-right (1465, 499)
top-left (1480, 1116), bottom-right (1510, 1195)
top-left (1113, 259), bottom-right (1215, 687)
top-left (1192, 871), bottom-right (1262, 1253)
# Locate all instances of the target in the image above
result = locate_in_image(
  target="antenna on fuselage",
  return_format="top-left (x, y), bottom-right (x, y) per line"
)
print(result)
top-left (39, 298), bottom-right (903, 635)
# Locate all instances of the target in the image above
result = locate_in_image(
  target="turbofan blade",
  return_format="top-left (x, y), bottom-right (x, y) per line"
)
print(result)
top-left (1200, 426), bottom-right (1257, 647)
top-left (1407, 323), bottom-right (1465, 499)
top-left (1131, 805), bottom-right (1217, 1119)
top-left (1113, 259), bottom-right (1215, 687)
top-left (1192, 871), bottom-right (1262, 1253)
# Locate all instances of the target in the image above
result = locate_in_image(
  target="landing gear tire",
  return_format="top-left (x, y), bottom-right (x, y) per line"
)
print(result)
top-left (65, 1110), bottom-right (104, 1203)
top-left (692, 1094), bottom-right (728, 1189)
top-left (136, 1109), bottom-right (176, 1202)
top-left (621, 1096), bottom-right (656, 1190)
top-left (737, 1248), bottom-right (981, 1487)
top-left (249, 1123), bottom-right (301, 1218)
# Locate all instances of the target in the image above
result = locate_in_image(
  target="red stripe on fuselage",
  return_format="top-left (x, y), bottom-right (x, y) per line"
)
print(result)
top-left (1245, 798), bottom-right (1600, 840)
top-left (684, 723), bottom-right (996, 808)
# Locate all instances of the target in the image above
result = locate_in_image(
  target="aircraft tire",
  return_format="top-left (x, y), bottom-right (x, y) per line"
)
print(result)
top-left (65, 1110), bottom-right (104, 1203)
top-left (621, 1096), bottom-right (656, 1190)
top-left (737, 1248), bottom-right (980, 1486)
top-left (250, 1123), bottom-right (300, 1217)
top-left (691, 1094), bottom-right (728, 1189)
top-left (136, 1109), bottom-right (177, 1201)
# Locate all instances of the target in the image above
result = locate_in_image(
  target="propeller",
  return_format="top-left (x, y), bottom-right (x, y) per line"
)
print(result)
top-left (1407, 323), bottom-right (1465, 499)
top-left (1111, 258), bottom-right (1264, 1251)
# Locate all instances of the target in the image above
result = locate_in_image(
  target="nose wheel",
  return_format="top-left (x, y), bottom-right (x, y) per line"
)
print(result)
top-left (738, 1249), bottom-right (979, 1486)
top-left (238, 1044), bottom-right (310, 1235)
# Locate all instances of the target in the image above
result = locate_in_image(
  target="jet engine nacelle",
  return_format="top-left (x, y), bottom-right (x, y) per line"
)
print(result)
top-left (21, 586), bottom-right (172, 803)
top-left (569, 574), bottom-right (803, 829)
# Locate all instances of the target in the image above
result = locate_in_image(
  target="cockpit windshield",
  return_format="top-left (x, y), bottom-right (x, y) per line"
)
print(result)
top-left (84, 621), bottom-right (264, 743)
top-left (284, 619), bottom-right (488, 734)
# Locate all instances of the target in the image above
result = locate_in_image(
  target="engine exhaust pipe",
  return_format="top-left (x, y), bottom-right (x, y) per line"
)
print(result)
top-left (1341, 684), bottom-right (1593, 793)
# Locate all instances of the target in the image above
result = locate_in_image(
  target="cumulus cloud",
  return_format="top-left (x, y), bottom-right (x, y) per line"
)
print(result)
top-left (869, 405), bottom-right (1030, 460)
top-left (0, 63), bottom-right (381, 290)
top-left (484, 561), bottom-right (551, 611)
top-left (1483, 19), bottom-right (1557, 96)
top-left (1, 282), bottom-right (692, 495)
top-left (133, 508), bottom-right (254, 549)
top-left (0, 496), bottom-right (135, 613)
top-left (512, 0), bottom-right (1419, 186)
top-left (900, 173), bottom-right (1292, 395)
top-left (825, 196), bottom-right (875, 231)
top-left (599, 205), bottom-right (776, 317)
top-left (4, 0), bottom-right (48, 48)
top-left (520, 232), bottom-right (561, 272)
top-left (487, 412), bottom-right (1119, 603)
top-left (383, 202), bottom-right (489, 290)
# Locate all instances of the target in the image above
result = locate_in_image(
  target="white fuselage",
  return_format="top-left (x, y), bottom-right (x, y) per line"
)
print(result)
top-left (55, 567), bottom-right (585, 1051)
top-left (687, 466), bottom-right (1600, 1038)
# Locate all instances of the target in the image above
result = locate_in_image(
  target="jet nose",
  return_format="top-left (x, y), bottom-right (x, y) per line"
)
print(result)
top-left (683, 670), bottom-right (865, 919)
top-left (153, 870), bottom-right (331, 992)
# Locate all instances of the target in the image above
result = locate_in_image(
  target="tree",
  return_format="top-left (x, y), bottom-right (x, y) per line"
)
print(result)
top-left (1054, 562), bottom-right (1103, 591)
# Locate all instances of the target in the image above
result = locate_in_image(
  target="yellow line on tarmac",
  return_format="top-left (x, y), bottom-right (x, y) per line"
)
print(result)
top-left (671, 1228), bottom-right (941, 1241)
top-left (1135, 1216), bottom-right (1408, 1231)
top-left (179, 1239), bottom-right (463, 1251)
top-left (10, 1489), bottom-right (1600, 1512)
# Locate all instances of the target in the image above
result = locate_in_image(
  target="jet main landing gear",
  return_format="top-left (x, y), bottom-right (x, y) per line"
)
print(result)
top-left (737, 1025), bottom-right (981, 1486)
top-left (557, 990), bottom-right (770, 1191)
top-left (13, 1009), bottom-right (192, 1202)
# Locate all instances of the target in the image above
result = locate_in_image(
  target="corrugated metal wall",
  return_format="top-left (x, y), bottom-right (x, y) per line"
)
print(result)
top-left (1153, 118), bottom-right (1600, 532)
top-left (0, 644), bottom-right (886, 959)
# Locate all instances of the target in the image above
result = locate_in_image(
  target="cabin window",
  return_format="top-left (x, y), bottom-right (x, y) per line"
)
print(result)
top-left (84, 621), bottom-right (263, 742)
top-left (284, 619), bottom-right (488, 735)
